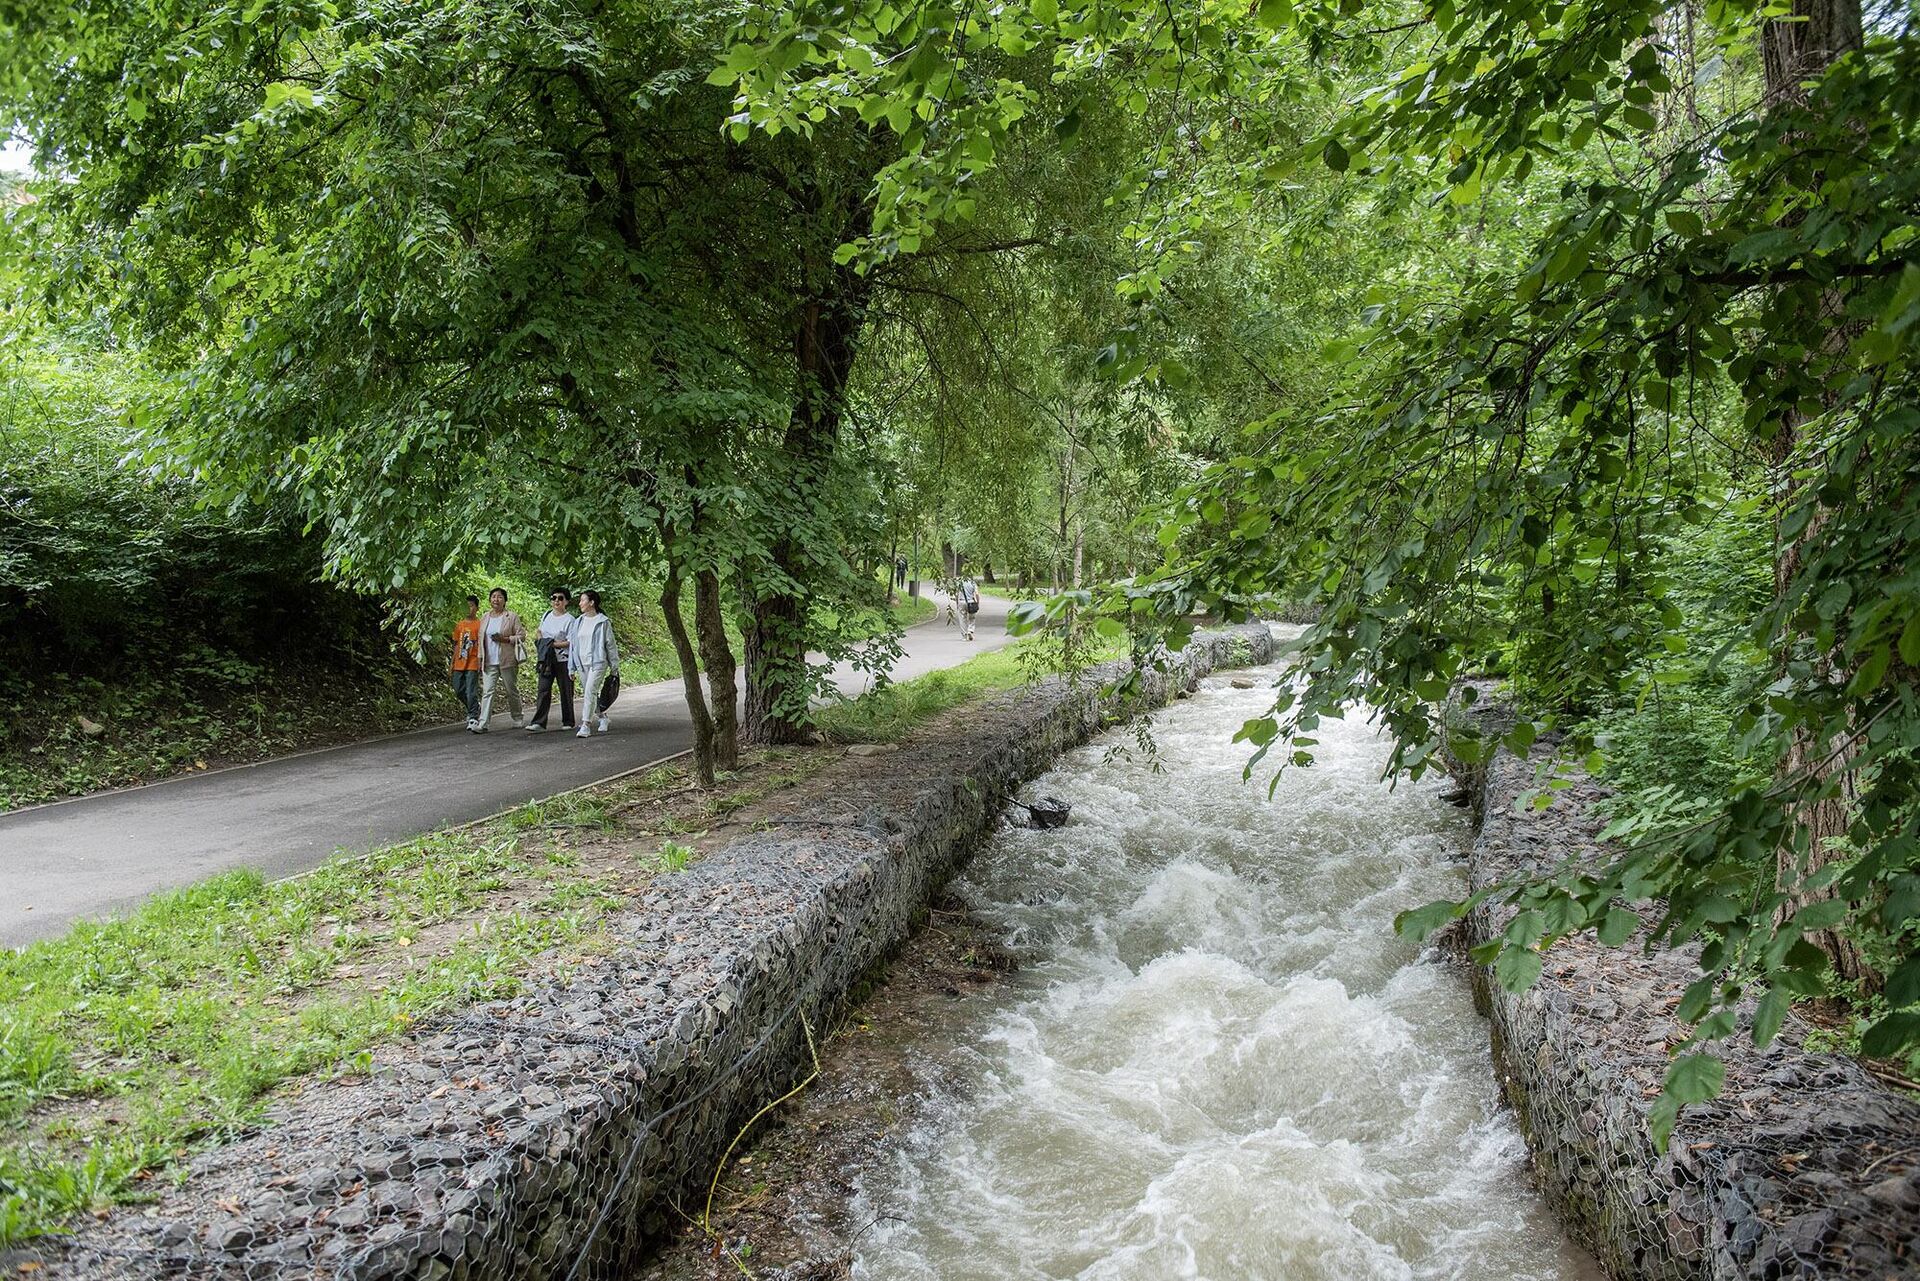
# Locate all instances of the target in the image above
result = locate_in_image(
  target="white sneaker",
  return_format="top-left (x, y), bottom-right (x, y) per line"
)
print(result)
top-left (525, 723), bottom-right (544, 732)
top-left (464, 719), bottom-right (476, 732)
top-left (597, 716), bottom-right (610, 733)
top-left (576, 725), bottom-right (591, 739)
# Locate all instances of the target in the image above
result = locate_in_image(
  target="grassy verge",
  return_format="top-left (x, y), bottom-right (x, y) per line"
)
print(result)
top-left (890, 594), bottom-right (937, 628)
top-left (0, 760), bottom-right (790, 1246)
top-left (815, 634), bottom-right (1125, 744)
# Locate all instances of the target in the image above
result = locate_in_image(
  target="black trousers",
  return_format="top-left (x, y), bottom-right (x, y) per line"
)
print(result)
top-left (532, 657), bottom-right (575, 727)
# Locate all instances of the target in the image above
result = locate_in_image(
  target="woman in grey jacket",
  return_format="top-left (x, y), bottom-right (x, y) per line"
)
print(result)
top-left (568, 589), bottom-right (620, 737)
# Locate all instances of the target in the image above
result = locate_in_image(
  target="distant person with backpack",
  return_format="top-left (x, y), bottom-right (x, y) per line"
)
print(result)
top-left (473, 587), bottom-right (527, 732)
top-left (526, 588), bottom-right (577, 732)
top-left (569, 589), bottom-right (620, 738)
top-left (958, 574), bottom-right (980, 641)
top-left (449, 595), bottom-right (483, 731)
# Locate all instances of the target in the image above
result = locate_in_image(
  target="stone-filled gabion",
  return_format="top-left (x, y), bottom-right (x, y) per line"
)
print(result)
top-left (1465, 726), bottom-right (1920, 1280)
top-left (22, 627), bottom-right (1272, 1281)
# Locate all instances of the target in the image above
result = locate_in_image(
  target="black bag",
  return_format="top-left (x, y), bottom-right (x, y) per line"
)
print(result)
top-left (597, 670), bottom-right (621, 712)
top-left (966, 598), bottom-right (980, 615)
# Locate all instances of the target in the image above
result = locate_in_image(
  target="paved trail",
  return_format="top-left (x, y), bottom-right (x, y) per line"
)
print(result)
top-left (1, 594), bottom-right (1014, 947)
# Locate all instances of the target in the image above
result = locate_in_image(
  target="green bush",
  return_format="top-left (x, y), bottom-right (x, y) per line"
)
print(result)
top-left (0, 351), bottom-right (442, 806)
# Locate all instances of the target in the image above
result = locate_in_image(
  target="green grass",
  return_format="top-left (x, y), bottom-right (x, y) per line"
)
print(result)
top-left (814, 636), bottom-right (1119, 743)
top-left (891, 593), bottom-right (937, 628)
top-left (0, 784), bottom-right (648, 1245)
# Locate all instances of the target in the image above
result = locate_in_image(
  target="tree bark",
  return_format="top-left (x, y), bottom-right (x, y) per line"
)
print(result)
top-left (1761, 0), bottom-right (1875, 987)
top-left (660, 563), bottom-right (717, 788)
top-left (694, 566), bottom-right (738, 772)
top-left (742, 198), bottom-right (876, 745)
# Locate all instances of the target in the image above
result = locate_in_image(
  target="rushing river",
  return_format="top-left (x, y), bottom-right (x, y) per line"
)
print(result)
top-left (849, 644), bottom-right (1601, 1281)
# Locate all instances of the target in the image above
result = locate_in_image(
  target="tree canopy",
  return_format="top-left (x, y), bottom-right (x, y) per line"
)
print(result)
top-left (4, 0), bottom-right (1918, 1115)
top-left (702, 0), bottom-right (1920, 1113)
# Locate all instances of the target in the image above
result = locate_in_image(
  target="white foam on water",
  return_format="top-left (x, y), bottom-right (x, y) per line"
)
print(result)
top-left (852, 636), bottom-right (1601, 1281)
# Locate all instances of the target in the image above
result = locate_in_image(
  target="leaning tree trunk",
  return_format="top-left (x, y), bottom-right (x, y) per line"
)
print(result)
top-left (694, 566), bottom-right (739, 771)
top-left (1761, 0), bottom-right (1876, 987)
top-left (660, 563), bottom-right (717, 788)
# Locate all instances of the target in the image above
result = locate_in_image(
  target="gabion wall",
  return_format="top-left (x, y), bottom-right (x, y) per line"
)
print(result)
top-left (1467, 735), bottom-right (1920, 1280)
top-left (25, 626), bottom-right (1272, 1280)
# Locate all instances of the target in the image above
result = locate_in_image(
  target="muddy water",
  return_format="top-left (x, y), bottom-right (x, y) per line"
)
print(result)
top-left (847, 651), bottom-right (1600, 1281)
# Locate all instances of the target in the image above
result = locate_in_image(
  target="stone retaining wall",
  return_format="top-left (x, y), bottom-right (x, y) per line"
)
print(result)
top-left (36, 626), bottom-right (1271, 1280)
top-left (1465, 735), bottom-right (1920, 1279)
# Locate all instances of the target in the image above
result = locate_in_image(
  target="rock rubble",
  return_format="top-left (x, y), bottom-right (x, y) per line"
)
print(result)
top-left (1465, 728), bottom-right (1920, 1279)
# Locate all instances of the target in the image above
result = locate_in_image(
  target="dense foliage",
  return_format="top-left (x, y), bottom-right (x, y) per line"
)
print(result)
top-left (705, 0), bottom-right (1920, 1115)
top-left (4, 0), bottom-right (1917, 1123)
top-left (0, 349), bottom-right (441, 806)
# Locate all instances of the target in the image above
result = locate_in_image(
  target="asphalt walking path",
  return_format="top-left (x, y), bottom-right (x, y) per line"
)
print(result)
top-left (1, 594), bottom-right (1014, 948)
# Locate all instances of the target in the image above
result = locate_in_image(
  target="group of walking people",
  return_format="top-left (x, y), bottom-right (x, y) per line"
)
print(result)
top-left (448, 587), bottom-right (621, 738)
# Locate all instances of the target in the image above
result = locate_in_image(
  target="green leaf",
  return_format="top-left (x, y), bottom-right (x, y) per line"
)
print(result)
top-left (1494, 944), bottom-right (1543, 992)
top-left (1504, 908), bottom-right (1545, 947)
top-left (1861, 1012), bottom-right (1920, 1059)
top-left (1395, 898), bottom-right (1463, 941)
top-left (1752, 988), bottom-right (1789, 1047)
top-left (1885, 955), bottom-right (1920, 1009)
top-left (1663, 1052), bottom-right (1725, 1106)
top-left (1597, 908), bottom-right (1640, 946)
top-left (1322, 138), bottom-right (1350, 172)
top-left (1257, 0), bottom-right (1294, 29)
top-left (1791, 899), bottom-right (1848, 932)
top-left (1664, 209), bottom-right (1704, 238)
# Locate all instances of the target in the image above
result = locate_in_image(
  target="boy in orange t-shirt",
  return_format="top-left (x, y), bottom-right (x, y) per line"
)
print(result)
top-left (450, 596), bottom-right (483, 729)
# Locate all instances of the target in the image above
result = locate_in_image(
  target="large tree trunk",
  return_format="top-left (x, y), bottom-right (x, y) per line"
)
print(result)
top-left (1761, 0), bottom-right (1862, 95)
top-left (695, 566), bottom-right (739, 771)
top-left (1761, 0), bottom-right (1875, 987)
top-left (742, 220), bottom-right (875, 745)
top-left (660, 564), bottom-right (717, 788)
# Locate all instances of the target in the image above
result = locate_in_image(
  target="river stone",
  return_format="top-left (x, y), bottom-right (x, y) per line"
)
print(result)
top-left (1022, 796), bottom-right (1072, 828)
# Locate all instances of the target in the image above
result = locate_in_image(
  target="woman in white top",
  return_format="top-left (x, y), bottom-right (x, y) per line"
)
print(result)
top-left (473, 587), bottom-right (527, 731)
top-left (567, 589), bottom-right (621, 737)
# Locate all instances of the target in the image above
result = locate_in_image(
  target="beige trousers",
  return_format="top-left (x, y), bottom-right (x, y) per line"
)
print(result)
top-left (478, 662), bottom-right (523, 725)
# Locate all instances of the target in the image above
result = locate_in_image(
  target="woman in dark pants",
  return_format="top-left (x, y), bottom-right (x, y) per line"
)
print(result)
top-left (527, 589), bottom-right (577, 731)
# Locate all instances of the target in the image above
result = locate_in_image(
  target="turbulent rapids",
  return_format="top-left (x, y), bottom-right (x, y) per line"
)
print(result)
top-left (849, 640), bottom-right (1600, 1281)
